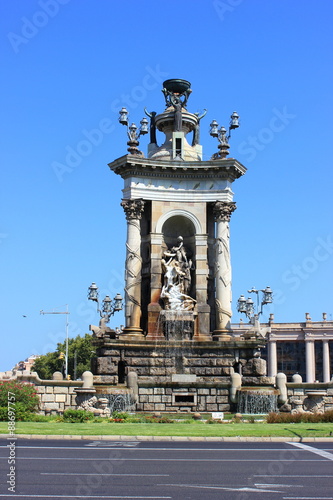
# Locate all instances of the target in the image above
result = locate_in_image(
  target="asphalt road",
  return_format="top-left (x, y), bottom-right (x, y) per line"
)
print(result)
top-left (0, 438), bottom-right (333, 500)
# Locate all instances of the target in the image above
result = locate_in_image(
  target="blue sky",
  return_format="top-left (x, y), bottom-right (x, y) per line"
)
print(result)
top-left (1, 0), bottom-right (332, 372)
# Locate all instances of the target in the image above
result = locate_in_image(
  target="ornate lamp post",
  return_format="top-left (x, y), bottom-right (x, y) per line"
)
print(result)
top-left (119, 107), bottom-right (148, 155)
top-left (237, 286), bottom-right (273, 321)
top-left (88, 282), bottom-right (123, 328)
top-left (210, 111), bottom-right (240, 159)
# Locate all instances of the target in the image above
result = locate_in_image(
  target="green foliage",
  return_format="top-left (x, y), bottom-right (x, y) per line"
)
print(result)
top-left (32, 334), bottom-right (94, 380)
top-left (0, 407), bottom-right (8, 421)
top-left (0, 381), bottom-right (39, 414)
top-left (266, 410), bottom-right (333, 423)
top-left (110, 412), bottom-right (174, 423)
top-left (62, 409), bottom-right (95, 423)
top-left (111, 411), bottom-right (130, 420)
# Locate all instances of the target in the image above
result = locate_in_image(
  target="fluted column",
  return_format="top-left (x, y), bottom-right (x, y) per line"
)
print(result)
top-left (305, 336), bottom-right (315, 383)
top-left (120, 198), bottom-right (145, 338)
top-left (322, 339), bottom-right (330, 383)
top-left (212, 201), bottom-right (236, 340)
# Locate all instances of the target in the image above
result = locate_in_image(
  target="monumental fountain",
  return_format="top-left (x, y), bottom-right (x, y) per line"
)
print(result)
top-left (87, 79), bottom-right (277, 413)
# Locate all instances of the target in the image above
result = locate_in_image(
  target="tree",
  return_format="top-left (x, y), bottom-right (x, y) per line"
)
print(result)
top-left (32, 334), bottom-right (94, 380)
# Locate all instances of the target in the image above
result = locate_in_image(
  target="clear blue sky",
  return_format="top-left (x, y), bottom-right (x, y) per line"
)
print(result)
top-left (1, 0), bottom-right (332, 372)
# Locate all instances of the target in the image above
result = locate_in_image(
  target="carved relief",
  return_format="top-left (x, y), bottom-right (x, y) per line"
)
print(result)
top-left (121, 198), bottom-right (145, 220)
top-left (212, 201), bottom-right (236, 222)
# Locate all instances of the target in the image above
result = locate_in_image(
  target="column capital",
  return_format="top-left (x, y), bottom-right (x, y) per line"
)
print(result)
top-left (212, 201), bottom-right (237, 222)
top-left (121, 198), bottom-right (145, 220)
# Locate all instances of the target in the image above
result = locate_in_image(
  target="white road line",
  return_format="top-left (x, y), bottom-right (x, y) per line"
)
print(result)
top-left (283, 497), bottom-right (333, 499)
top-left (0, 496), bottom-right (171, 499)
top-left (41, 473), bottom-right (169, 476)
top-left (255, 483), bottom-right (301, 488)
top-left (157, 483), bottom-right (282, 493)
top-left (255, 475), bottom-right (332, 478)
top-left (0, 445), bottom-right (307, 451)
top-left (2, 456), bottom-right (325, 462)
top-left (0, 443), bottom-right (302, 452)
top-left (288, 442), bottom-right (333, 461)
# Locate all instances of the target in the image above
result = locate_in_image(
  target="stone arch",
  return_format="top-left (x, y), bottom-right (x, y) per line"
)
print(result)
top-left (156, 209), bottom-right (202, 235)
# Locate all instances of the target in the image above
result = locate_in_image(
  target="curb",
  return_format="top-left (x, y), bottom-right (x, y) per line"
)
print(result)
top-left (2, 434), bottom-right (333, 442)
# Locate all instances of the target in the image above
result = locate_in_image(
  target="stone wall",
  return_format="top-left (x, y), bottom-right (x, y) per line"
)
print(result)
top-left (284, 384), bottom-right (333, 413)
top-left (0, 371), bottom-right (83, 415)
top-left (36, 383), bottom-right (80, 414)
top-left (136, 383), bottom-right (230, 413)
top-left (93, 339), bottom-right (266, 386)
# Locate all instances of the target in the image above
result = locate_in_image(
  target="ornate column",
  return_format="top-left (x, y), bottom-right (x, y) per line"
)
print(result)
top-left (305, 335), bottom-right (315, 383)
top-left (120, 198), bottom-right (145, 338)
top-left (212, 201), bottom-right (236, 340)
top-left (267, 335), bottom-right (278, 377)
top-left (322, 339), bottom-right (330, 383)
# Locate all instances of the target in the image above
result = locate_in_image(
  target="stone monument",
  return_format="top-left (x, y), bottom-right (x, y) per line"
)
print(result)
top-left (91, 79), bottom-right (273, 413)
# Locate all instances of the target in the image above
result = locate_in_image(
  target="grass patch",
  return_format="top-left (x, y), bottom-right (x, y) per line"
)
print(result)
top-left (0, 421), bottom-right (332, 438)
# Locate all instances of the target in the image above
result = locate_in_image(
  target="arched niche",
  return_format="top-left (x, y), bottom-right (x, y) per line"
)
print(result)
top-left (156, 209), bottom-right (202, 235)
top-left (159, 212), bottom-right (198, 299)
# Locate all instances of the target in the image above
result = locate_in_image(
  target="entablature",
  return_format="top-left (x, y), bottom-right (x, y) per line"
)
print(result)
top-left (108, 155), bottom-right (246, 182)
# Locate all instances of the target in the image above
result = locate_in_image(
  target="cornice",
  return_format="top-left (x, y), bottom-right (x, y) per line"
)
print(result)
top-left (108, 155), bottom-right (247, 181)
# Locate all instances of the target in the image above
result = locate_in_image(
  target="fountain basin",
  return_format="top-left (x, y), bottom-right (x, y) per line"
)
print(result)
top-left (237, 387), bottom-right (278, 414)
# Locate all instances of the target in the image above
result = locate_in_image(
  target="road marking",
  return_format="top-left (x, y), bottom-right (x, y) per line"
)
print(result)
top-left (255, 483), bottom-right (301, 488)
top-left (0, 496), bottom-right (171, 499)
top-left (0, 445), bottom-right (308, 451)
top-left (2, 456), bottom-right (325, 462)
top-left (0, 442), bottom-right (312, 453)
top-left (288, 442), bottom-right (333, 461)
top-left (255, 475), bottom-right (333, 478)
top-left (41, 473), bottom-right (169, 476)
top-left (283, 497), bottom-right (333, 499)
top-left (85, 441), bottom-right (139, 447)
top-left (158, 483), bottom-right (282, 493)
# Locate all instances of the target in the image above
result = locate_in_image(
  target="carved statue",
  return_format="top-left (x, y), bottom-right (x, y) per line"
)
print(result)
top-left (144, 108), bottom-right (157, 144)
top-left (172, 96), bottom-right (182, 132)
top-left (192, 109), bottom-right (207, 146)
top-left (162, 87), bottom-right (192, 109)
top-left (160, 236), bottom-right (195, 310)
top-left (90, 315), bottom-right (116, 338)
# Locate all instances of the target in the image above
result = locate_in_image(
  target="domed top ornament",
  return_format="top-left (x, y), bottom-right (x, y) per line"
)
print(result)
top-left (162, 79), bottom-right (192, 109)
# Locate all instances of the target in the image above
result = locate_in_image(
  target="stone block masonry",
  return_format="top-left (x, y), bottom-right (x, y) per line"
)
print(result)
top-left (1, 371), bottom-right (83, 415)
top-left (136, 382), bottom-right (230, 413)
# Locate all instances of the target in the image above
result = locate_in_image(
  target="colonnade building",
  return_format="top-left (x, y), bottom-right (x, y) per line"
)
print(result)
top-left (232, 313), bottom-right (333, 383)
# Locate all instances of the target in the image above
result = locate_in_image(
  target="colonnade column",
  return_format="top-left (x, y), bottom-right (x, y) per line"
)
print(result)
top-left (120, 198), bottom-right (145, 338)
top-left (305, 335), bottom-right (315, 383)
top-left (267, 336), bottom-right (277, 377)
top-left (322, 339), bottom-right (331, 383)
top-left (212, 201), bottom-right (236, 341)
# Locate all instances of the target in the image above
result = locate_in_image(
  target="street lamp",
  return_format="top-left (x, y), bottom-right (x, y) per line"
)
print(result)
top-left (237, 286), bottom-right (273, 321)
top-left (118, 107), bottom-right (148, 155)
top-left (210, 111), bottom-right (240, 159)
top-left (88, 282), bottom-right (123, 325)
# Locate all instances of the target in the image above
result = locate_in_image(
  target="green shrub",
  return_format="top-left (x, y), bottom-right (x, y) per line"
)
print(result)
top-left (0, 381), bottom-right (39, 413)
top-left (111, 411), bottom-right (130, 420)
top-left (62, 409), bottom-right (94, 423)
top-left (267, 410), bottom-right (333, 424)
top-left (0, 407), bottom-right (8, 421)
top-left (0, 381), bottom-right (40, 421)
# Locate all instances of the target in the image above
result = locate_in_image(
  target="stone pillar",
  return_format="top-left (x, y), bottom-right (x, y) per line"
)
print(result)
top-left (268, 337), bottom-right (277, 377)
top-left (305, 336), bottom-right (315, 383)
top-left (322, 339), bottom-right (330, 383)
top-left (120, 198), bottom-right (145, 338)
top-left (212, 201), bottom-right (236, 340)
top-left (194, 233), bottom-right (211, 340)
